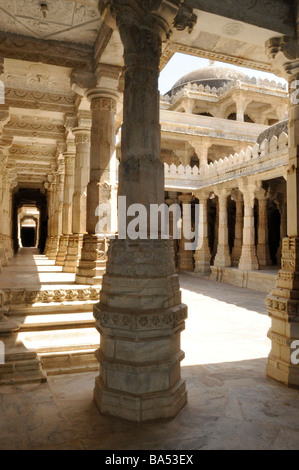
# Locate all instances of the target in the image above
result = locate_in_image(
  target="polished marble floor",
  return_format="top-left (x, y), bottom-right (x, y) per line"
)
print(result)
top-left (1, 249), bottom-right (299, 450)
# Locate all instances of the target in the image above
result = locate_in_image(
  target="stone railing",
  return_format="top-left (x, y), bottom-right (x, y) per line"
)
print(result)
top-left (160, 109), bottom-right (268, 142)
top-left (164, 132), bottom-right (289, 191)
top-left (161, 75), bottom-right (288, 106)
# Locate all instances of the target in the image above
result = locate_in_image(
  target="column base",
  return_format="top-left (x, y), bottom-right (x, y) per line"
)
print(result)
top-left (93, 238), bottom-right (188, 422)
top-left (257, 244), bottom-right (272, 267)
top-left (231, 241), bottom-right (242, 267)
top-left (194, 240), bottom-right (211, 274)
top-left (266, 237), bottom-right (299, 387)
top-left (238, 246), bottom-right (259, 271)
top-left (75, 234), bottom-right (107, 285)
top-left (214, 245), bottom-right (231, 267)
top-left (94, 375), bottom-right (187, 422)
top-left (178, 250), bottom-right (194, 271)
top-left (63, 234), bottom-right (84, 273)
top-left (47, 236), bottom-right (60, 260)
top-left (55, 235), bottom-right (69, 266)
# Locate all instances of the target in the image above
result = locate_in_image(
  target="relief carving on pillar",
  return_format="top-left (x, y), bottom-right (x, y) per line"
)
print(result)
top-left (91, 97), bottom-right (117, 113)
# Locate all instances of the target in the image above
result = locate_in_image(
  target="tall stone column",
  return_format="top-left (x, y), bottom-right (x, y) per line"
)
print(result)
top-left (265, 34), bottom-right (299, 386)
top-left (231, 190), bottom-right (243, 267)
top-left (238, 184), bottom-right (259, 271)
top-left (93, 0), bottom-right (188, 421)
top-left (194, 191), bottom-right (211, 274)
top-left (64, 116), bottom-right (91, 273)
top-left (44, 175), bottom-right (56, 256)
top-left (256, 189), bottom-right (271, 266)
top-left (56, 138), bottom-right (76, 266)
top-left (0, 143), bottom-right (9, 267)
top-left (191, 139), bottom-right (211, 175)
top-left (276, 191), bottom-right (287, 266)
top-left (233, 93), bottom-right (249, 122)
top-left (2, 170), bottom-right (13, 260)
top-left (165, 192), bottom-right (179, 270)
top-left (48, 153), bottom-right (65, 260)
top-left (75, 67), bottom-right (120, 285)
top-left (178, 194), bottom-right (194, 271)
top-left (211, 196), bottom-right (219, 263)
top-left (214, 189), bottom-right (231, 267)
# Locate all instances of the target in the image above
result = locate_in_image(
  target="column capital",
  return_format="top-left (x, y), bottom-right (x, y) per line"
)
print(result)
top-left (193, 190), bottom-right (211, 201)
top-left (214, 188), bottom-right (231, 200)
top-left (266, 36), bottom-right (299, 81)
top-left (73, 127), bottom-right (91, 144)
top-left (98, 1), bottom-right (187, 41)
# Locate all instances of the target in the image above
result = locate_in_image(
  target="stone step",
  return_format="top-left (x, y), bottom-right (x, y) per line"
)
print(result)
top-left (40, 349), bottom-right (99, 376)
top-left (15, 311), bottom-right (95, 332)
top-left (16, 327), bottom-right (100, 376)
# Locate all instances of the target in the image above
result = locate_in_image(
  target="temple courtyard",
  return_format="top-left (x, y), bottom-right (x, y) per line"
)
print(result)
top-left (0, 249), bottom-right (298, 450)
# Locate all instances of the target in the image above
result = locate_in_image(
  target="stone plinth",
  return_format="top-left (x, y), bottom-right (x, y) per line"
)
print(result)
top-left (55, 235), bottom-right (69, 266)
top-left (75, 234), bottom-right (107, 285)
top-left (93, 238), bottom-right (187, 422)
top-left (47, 235), bottom-right (60, 260)
top-left (63, 234), bottom-right (84, 273)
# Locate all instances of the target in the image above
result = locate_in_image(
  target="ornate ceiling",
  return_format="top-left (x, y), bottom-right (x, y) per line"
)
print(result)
top-left (0, 0), bottom-right (103, 45)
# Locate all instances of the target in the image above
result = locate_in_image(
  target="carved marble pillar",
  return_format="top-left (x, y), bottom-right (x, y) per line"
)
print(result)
top-left (44, 175), bottom-right (56, 257)
top-left (48, 155), bottom-right (65, 260)
top-left (233, 94), bottom-right (249, 122)
top-left (2, 170), bottom-right (13, 260)
top-left (238, 184), bottom-right (259, 271)
top-left (276, 196), bottom-right (287, 266)
top-left (76, 70), bottom-right (120, 285)
top-left (64, 120), bottom-right (91, 273)
top-left (194, 191), bottom-right (211, 274)
top-left (213, 189), bottom-right (231, 267)
top-left (191, 139), bottom-right (211, 175)
top-left (165, 192), bottom-right (179, 270)
top-left (211, 197), bottom-right (219, 263)
top-left (56, 140), bottom-right (76, 266)
top-left (178, 194), bottom-right (194, 271)
top-left (265, 36), bottom-right (299, 386)
top-left (93, 0), bottom-right (188, 421)
top-left (0, 147), bottom-right (8, 267)
top-left (256, 189), bottom-right (271, 267)
top-left (231, 190), bottom-right (243, 267)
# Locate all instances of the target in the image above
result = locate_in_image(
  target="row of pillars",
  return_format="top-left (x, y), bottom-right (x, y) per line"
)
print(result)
top-left (44, 84), bottom-right (120, 286)
top-left (178, 185), bottom-right (287, 274)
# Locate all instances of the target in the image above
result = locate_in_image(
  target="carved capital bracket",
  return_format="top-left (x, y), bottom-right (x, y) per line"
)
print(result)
top-left (98, 0), bottom-right (187, 68)
top-left (266, 36), bottom-right (299, 81)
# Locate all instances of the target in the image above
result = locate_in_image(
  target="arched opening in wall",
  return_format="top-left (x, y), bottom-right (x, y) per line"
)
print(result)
top-left (13, 188), bottom-right (48, 254)
top-left (268, 201), bottom-right (281, 265)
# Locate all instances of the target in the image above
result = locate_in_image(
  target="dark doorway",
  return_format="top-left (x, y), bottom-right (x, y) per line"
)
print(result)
top-left (13, 189), bottom-right (48, 254)
top-left (21, 227), bottom-right (36, 247)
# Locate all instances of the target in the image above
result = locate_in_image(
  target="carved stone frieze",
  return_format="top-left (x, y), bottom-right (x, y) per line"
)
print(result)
top-left (2, 286), bottom-right (100, 306)
top-left (5, 88), bottom-right (75, 113)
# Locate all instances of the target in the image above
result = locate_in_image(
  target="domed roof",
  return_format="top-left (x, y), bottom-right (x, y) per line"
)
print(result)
top-left (256, 119), bottom-right (288, 144)
top-left (168, 62), bottom-right (248, 95)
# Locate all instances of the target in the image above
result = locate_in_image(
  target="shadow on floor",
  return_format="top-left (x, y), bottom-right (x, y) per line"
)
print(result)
top-left (179, 272), bottom-right (269, 315)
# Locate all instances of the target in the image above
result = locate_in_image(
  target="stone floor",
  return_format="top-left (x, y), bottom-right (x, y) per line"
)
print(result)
top-left (1, 249), bottom-right (299, 450)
